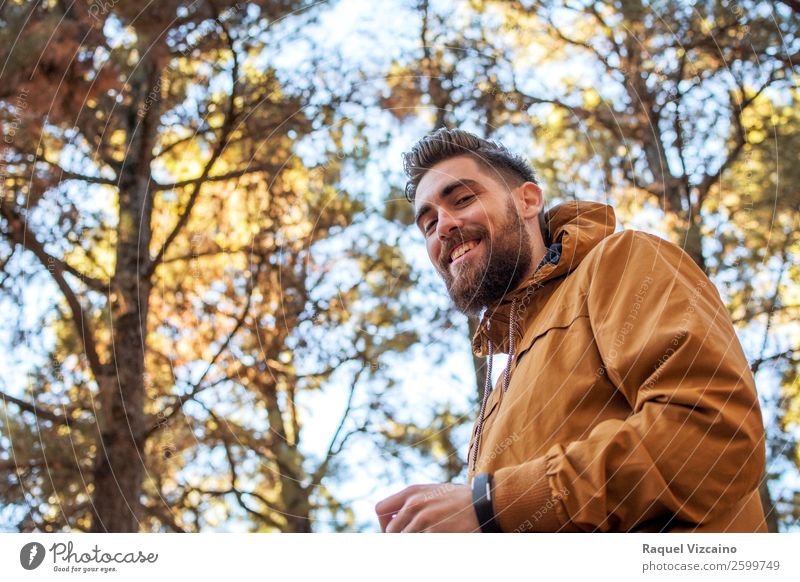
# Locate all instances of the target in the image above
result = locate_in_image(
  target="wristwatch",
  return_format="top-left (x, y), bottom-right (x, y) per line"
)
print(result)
top-left (471, 473), bottom-right (502, 533)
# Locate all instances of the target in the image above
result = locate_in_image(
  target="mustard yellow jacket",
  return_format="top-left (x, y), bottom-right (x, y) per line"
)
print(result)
top-left (467, 201), bottom-right (767, 532)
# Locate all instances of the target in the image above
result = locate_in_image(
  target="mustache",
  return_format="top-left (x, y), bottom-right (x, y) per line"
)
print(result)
top-left (439, 225), bottom-right (488, 268)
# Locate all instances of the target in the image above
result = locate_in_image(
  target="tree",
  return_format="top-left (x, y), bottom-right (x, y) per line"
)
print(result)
top-left (0, 0), bottom-right (440, 532)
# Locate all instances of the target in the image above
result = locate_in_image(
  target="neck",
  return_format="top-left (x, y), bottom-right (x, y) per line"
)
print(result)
top-left (526, 219), bottom-right (548, 280)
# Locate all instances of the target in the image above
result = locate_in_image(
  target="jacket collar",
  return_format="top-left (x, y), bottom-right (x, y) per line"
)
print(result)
top-left (471, 200), bottom-right (616, 357)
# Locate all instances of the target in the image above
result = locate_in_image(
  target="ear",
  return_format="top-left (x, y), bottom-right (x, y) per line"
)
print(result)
top-left (516, 182), bottom-right (543, 220)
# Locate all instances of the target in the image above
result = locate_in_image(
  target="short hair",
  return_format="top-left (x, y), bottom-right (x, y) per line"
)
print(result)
top-left (402, 127), bottom-right (539, 203)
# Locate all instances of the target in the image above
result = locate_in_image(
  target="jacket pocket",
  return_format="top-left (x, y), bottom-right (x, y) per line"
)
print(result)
top-left (514, 313), bottom-right (589, 370)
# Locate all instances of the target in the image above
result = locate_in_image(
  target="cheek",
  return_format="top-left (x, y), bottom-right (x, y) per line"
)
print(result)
top-left (426, 239), bottom-right (440, 263)
top-left (465, 205), bottom-right (491, 230)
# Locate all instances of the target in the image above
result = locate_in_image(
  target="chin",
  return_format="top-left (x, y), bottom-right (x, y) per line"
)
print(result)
top-left (445, 272), bottom-right (489, 315)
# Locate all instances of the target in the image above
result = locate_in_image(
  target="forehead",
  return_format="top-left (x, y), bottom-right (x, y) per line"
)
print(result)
top-left (414, 155), bottom-right (492, 212)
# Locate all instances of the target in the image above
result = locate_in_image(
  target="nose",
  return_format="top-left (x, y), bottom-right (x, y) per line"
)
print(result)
top-left (436, 209), bottom-right (464, 241)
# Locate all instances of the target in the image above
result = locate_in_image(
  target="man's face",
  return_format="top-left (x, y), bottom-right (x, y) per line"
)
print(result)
top-left (413, 155), bottom-right (534, 315)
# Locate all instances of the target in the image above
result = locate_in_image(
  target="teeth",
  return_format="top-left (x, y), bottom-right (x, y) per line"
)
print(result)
top-left (450, 240), bottom-right (478, 262)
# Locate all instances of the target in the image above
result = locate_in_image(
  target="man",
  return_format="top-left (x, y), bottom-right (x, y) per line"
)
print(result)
top-left (375, 128), bottom-right (767, 533)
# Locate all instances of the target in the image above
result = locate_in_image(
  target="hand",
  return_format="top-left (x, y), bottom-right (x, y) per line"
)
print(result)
top-left (374, 483), bottom-right (480, 532)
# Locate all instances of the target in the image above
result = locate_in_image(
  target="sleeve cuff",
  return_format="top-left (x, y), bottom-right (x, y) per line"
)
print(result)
top-left (493, 456), bottom-right (569, 532)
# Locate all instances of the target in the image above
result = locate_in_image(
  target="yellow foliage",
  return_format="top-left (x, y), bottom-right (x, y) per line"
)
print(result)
top-left (583, 89), bottom-right (601, 109)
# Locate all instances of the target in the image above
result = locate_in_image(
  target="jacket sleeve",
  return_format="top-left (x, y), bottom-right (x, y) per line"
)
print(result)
top-left (491, 231), bottom-right (766, 532)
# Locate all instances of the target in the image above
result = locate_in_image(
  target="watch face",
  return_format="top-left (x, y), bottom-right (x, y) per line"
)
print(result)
top-left (473, 473), bottom-right (490, 500)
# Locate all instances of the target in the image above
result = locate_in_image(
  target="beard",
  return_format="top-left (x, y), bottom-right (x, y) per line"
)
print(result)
top-left (437, 198), bottom-right (534, 316)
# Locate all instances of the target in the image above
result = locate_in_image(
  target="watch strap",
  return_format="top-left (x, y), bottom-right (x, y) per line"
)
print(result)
top-left (472, 473), bottom-right (502, 533)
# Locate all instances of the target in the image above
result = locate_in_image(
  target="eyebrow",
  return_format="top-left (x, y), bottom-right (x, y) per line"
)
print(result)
top-left (414, 178), bottom-right (481, 229)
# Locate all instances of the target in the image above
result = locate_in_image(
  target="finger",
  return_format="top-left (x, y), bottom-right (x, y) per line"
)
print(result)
top-left (377, 502), bottom-right (403, 532)
top-left (377, 511), bottom-right (397, 533)
top-left (385, 505), bottom-right (416, 533)
top-left (385, 494), bottom-right (427, 533)
top-left (375, 486), bottom-right (417, 531)
top-left (400, 512), bottom-right (430, 533)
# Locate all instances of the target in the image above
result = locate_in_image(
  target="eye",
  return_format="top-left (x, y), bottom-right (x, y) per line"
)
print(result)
top-left (457, 194), bottom-right (475, 204)
top-left (424, 219), bottom-right (437, 234)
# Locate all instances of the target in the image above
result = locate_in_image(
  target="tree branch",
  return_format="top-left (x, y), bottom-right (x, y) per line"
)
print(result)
top-left (0, 204), bottom-right (105, 380)
top-left (144, 258), bottom-right (258, 437)
top-left (196, 405), bottom-right (281, 530)
top-left (0, 208), bottom-right (108, 292)
top-left (38, 158), bottom-right (118, 187)
top-left (732, 303), bottom-right (800, 325)
top-left (153, 164), bottom-right (275, 192)
top-left (697, 69), bottom-right (780, 200)
top-left (751, 231), bottom-right (794, 375)
top-left (147, 15), bottom-right (241, 277)
top-left (0, 387), bottom-right (74, 427)
top-left (142, 502), bottom-right (188, 533)
top-left (542, 11), bottom-right (617, 74)
top-left (309, 364), bottom-right (367, 486)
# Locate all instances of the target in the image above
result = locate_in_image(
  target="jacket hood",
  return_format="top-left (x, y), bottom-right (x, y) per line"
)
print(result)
top-left (471, 200), bottom-right (616, 357)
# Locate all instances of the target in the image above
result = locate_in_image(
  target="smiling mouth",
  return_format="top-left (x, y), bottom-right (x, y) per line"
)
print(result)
top-left (448, 239), bottom-right (481, 265)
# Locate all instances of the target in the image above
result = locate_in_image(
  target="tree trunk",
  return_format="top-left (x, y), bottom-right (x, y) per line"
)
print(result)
top-left (90, 57), bottom-right (159, 533)
top-left (679, 213), bottom-right (707, 273)
top-left (759, 476), bottom-right (780, 532)
top-left (283, 489), bottom-right (312, 533)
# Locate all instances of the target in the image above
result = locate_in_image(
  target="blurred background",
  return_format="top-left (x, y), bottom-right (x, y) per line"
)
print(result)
top-left (0, 0), bottom-right (797, 532)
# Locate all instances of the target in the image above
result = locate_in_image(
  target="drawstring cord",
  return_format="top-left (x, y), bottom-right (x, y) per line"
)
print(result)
top-left (503, 297), bottom-right (519, 393)
top-left (470, 336), bottom-right (493, 473)
top-left (470, 296), bottom-right (519, 472)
